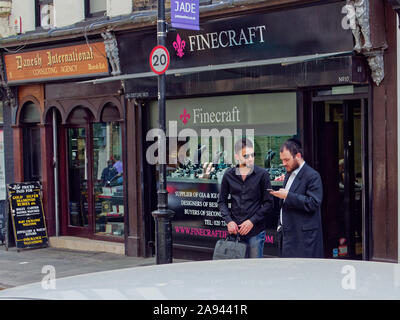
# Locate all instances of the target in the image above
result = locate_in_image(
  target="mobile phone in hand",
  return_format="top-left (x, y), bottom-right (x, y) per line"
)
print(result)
top-left (267, 188), bottom-right (273, 192)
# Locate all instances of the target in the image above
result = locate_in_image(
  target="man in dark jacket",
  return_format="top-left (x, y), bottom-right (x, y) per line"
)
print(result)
top-left (101, 160), bottom-right (117, 186)
top-left (218, 138), bottom-right (273, 258)
top-left (270, 139), bottom-right (324, 258)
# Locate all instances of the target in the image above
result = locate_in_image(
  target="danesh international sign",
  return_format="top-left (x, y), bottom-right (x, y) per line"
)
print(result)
top-left (4, 42), bottom-right (109, 84)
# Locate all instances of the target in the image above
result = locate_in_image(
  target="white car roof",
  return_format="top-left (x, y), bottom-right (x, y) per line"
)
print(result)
top-left (0, 258), bottom-right (399, 300)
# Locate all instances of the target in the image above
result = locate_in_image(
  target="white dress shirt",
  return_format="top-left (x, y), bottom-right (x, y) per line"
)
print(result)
top-left (279, 161), bottom-right (306, 228)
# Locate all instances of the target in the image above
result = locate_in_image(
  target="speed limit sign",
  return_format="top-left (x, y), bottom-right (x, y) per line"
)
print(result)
top-left (149, 45), bottom-right (170, 75)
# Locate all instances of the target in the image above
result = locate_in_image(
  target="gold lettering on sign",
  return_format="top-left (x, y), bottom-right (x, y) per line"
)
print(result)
top-left (4, 42), bottom-right (109, 83)
top-left (46, 47), bottom-right (94, 67)
top-left (15, 54), bottom-right (43, 70)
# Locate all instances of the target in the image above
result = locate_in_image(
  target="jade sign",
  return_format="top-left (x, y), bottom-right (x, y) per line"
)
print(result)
top-left (171, 0), bottom-right (199, 30)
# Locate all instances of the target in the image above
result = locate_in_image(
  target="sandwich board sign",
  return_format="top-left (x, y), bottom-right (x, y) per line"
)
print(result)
top-left (7, 181), bottom-right (48, 251)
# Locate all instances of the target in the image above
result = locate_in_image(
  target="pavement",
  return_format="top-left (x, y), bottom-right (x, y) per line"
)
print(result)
top-left (0, 244), bottom-right (177, 289)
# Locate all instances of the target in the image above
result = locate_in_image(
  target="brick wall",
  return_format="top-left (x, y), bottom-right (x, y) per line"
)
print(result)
top-left (133, 0), bottom-right (172, 11)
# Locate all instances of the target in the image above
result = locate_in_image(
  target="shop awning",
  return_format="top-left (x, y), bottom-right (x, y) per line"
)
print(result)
top-left (80, 51), bottom-right (354, 85)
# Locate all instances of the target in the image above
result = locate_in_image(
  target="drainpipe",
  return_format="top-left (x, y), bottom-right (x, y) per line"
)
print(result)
top-left (53, 109), bottom-right (59, 236)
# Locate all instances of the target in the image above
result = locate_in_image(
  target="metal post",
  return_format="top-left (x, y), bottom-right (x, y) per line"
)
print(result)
top-left (151, 0), bottom-right (175, 264)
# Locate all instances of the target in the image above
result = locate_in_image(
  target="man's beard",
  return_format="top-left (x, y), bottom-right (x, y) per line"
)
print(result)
top-left (287, 160), bottom-right (299, 174)
top-left (236, 161), bottom-right (254, 169)
top-left (235, 162), bottom-right (254, 176)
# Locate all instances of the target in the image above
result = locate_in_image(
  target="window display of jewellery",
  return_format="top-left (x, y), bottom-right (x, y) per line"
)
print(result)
top-left (167, 159), bottom-right (233, 181)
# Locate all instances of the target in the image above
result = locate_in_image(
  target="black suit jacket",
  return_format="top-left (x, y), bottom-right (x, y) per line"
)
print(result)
top-left (279, 163), bottom-right (324, 258)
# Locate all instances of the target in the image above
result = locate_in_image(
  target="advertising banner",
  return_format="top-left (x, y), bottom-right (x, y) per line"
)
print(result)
top-left (119, 2), bottom-right (354, 75)
top-left (168, 180), bottom-right (279, 256)
top-left (119, 2), bottom-right (362, 97)
top-left (171, 0), bottom-right (199, 30)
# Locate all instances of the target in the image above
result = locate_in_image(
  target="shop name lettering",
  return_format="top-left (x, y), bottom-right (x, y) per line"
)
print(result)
top-left (188, 25), bottom-right (267, 52)
top-left (14, 47), bottom-right (96, 70)
top-left (193, 106), bottom-right (240, 124)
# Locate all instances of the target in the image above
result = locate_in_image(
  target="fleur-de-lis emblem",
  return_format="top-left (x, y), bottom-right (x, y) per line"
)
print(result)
top-left (180, 108), bottom-right (190, 124)
top-left (173, 33), bottom-right (186, 58)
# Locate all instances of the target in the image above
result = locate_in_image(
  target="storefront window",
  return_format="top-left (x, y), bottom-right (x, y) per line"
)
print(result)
top-left (93, 122), bottom-right (124, 237)
top-left (67, 127), bottom-right (88, 227)
top-left (149, 93), bottom-right (296, 184)
top-left (149, 92), bottom-right (297, 254)
top-left (35, 0), bottom-right (54, 29)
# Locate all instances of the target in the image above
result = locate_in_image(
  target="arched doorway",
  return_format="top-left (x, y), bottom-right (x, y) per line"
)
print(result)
top-left (93, 103), bottom-right (124, 238)
top-left (60, 103), bottom-right (124, 239)
top-left (63, 106), bottom-right (94, 236)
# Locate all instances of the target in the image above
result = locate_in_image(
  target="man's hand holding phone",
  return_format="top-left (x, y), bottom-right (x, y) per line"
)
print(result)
top-left (270, 188), bottom-right (288, 199)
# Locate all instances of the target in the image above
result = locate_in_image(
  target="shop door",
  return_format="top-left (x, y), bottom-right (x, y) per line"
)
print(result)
top-left (64, 125), bottom-right (94, 236)
top-left (313, 98), bottom-right (369, 260)
top-left (60, 106), bottom-right (125, 239)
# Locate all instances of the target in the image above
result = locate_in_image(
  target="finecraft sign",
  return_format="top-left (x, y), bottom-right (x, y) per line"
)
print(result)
top-left (187, 25), bottom-right (267, 52)
top-left (119, 1), bottom-right (354, 74)
top-left (192, 106), bottom-right (241, 124)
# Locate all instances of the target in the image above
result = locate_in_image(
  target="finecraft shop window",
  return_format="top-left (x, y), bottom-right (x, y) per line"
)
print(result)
top-left (35, 0), bottom-right (54, 29)
top-left (85, 0), bottom-right (107, 18)
top-left (148, 92), bottom-right (297, 184)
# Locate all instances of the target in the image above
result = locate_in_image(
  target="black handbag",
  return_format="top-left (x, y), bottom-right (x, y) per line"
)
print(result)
top-left (213, 234), bottom-right (247, 260)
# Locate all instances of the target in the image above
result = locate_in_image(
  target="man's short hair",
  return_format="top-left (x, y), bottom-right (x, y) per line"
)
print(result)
top-left (280, 138), bottom-right (303, 157)
top-left (234, 138), bottom-right (253, 155)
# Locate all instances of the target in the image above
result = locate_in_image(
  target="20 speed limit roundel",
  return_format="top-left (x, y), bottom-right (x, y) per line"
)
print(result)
top-left (149, 45), bottom-right (170, 75)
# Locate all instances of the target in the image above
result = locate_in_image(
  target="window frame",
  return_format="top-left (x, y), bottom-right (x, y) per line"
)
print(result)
top-left (85, 0), bottom-right (107, 18)
top-left (35, 0), bottom-right (54, 29)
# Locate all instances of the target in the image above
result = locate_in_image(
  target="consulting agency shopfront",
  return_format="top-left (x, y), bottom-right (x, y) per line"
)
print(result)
top-left (117, 1), bottom-right (369, 259)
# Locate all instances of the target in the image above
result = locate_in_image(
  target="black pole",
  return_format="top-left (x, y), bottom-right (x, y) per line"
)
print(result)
top-left (151, 0), bottom-right (175, 264)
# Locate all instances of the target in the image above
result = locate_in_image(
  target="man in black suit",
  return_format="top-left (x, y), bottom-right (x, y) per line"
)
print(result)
top-left (270, 139), bottom-right (324, 258)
